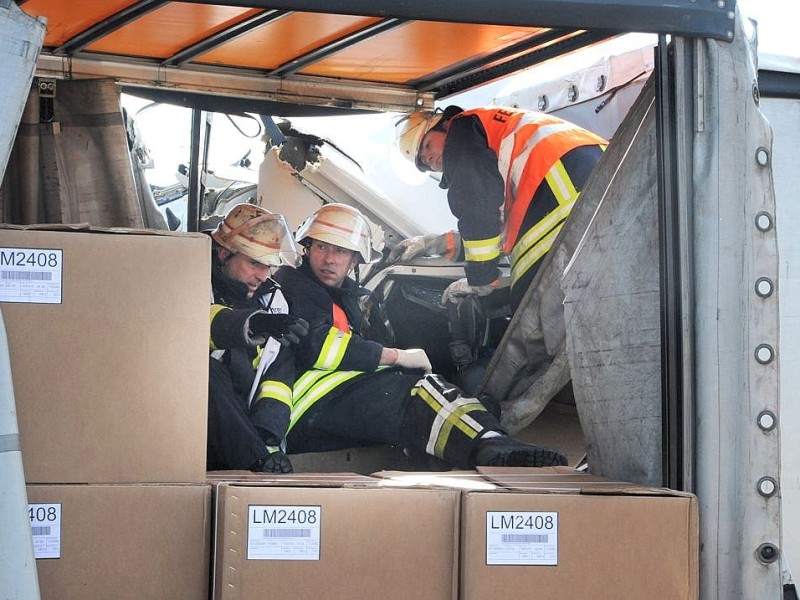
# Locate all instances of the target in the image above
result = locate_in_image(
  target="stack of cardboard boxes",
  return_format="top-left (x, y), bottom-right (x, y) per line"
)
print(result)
top-left (2, 225), bottom-right (699, 599)
top-left (206, 470), bottom-right (698, 599)
top-left (1, 226), bottom-right (213, 599)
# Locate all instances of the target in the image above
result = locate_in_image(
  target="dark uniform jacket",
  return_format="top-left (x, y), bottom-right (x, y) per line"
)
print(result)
top-left (209, 250), bottom-right (295, 446)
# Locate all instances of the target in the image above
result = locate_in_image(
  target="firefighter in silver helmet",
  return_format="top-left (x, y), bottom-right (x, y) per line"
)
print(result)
top-left (272, 203), bottom-right (569, 468)
top-left (207, 203), bottom-right (309, 473)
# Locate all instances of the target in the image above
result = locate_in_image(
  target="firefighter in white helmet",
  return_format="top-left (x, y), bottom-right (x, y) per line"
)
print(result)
top-left (207, 203), bottom-right (309, 473)
top-left (272, 203), bottom-right (569, 468)
top-left (392, 105), bottom-right (606, 310)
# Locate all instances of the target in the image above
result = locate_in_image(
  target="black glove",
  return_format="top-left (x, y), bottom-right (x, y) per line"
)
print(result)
top-left (248, 313), bottom-right (309, 346)
top-left (259, 447), bottom-right (293, 473)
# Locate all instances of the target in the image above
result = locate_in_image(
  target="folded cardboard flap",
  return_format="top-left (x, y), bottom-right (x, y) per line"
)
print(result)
top-left (477, 466), bottom-right (695, 497)
top-left (206, 471), bottom-right (378, 487)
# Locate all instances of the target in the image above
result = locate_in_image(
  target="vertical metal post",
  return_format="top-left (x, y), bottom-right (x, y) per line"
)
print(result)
top-left (186, 108), bottom-right (205, 232)
top-left (654, 35), bottom-right (684, 490)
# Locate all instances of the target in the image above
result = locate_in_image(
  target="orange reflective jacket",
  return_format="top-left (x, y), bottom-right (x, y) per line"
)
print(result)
top-left (461, 107), bottom-right (606, 252)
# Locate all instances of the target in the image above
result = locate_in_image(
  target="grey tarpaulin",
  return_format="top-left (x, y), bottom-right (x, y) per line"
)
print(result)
top-left (477, 77), bottom-right (662, 484)
top-left (0, 78), bottom-right (165, 229)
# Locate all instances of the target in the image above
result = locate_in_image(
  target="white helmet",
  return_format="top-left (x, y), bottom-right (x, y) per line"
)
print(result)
top-left (295, 203), bottom-right (382, 264)
top-left (395, 110), bottom-right (444, 171)
top-left (211, 203), bottom-right (301, 267)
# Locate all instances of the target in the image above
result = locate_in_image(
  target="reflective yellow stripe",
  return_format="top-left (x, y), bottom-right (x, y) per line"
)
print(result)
top-left (313, 327), bottom-right (352, 370)
top-left (293, 369), bottom-right (331, 398)
top-left (209, 304), bottom-right (230, 350)
top-left (463, 235), bottom-right (502, 263)
top-left (413, 385), bottom-right (487, 459)
top-left (509, 198), bottom-right (574, 265)
top-left (257, 380), bottom-right (292, 408)
top-left (288, 365), bottom-right (390, 432)
top-left (288, 369), bottom-right (363, 431)
top-left (544, 159), bottom-right (578, 206)
top-left (510, 223), bottom-right (564, 285)
top-left (251, 345), bottom-right (262, 369)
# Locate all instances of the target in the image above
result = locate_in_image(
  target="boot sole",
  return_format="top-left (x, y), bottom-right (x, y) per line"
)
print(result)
top-left (478, 447), bottom-right (568, 468)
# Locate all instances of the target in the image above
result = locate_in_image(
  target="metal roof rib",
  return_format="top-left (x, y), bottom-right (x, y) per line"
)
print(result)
top-left (164, 9), bottom-right (291, 67)
top-left (422, 29), bottom-right (616, 98)
top-left (52, 0), bottom-right (169, 56)
top-left (411, 28), bottom-right (582, 93)
top-left (178, 0), bottom-right (736, 40)
top-left (267, 17), bottom-right (408, 78)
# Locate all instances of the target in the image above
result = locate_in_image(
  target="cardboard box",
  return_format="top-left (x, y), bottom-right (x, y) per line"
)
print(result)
top-left (212, 475), bottom-right (460, 599)
top-left (27, 483), bottom-right (211, 600)
top-left (0, 226), bottom-right (210, 483)
top-left (289, 445), bottom-right (414, 474)
top-left (460, 468), bottom-right (699, 599)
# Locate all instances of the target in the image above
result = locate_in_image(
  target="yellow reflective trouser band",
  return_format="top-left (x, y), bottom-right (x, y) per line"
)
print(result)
top-left (288, 369), bottom-right (363, 432)
top-left (209, 304), bottom-right (230, 350)
top-left (510, 223), bottom-right (565, 285)
top-left (257, 380), bottom-right (292, 408)
top-left (313, 327), bottom-right (352, 370)
top-left (463, 235), bottom-right (502, 263)
top-left (413, 380), bottom-right (487, 459)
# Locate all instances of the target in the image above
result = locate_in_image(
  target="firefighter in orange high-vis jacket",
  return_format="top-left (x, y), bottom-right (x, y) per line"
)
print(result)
top-left (207, 204), bottom-right (309, 473)
top-left (392, 106), bottom-right (606, 310)
top-left (273, 203), bottom-right (568, 469)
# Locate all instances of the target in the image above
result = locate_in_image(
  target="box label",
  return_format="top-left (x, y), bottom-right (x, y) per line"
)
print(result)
top-left (29, 503), bottom-right (62, 559)
top-left (0, 247), bottom-right (63, 304)
top-left (486, 511), bottom-right (558, 565)
top-left (247, 505), bottom-right (321, 560)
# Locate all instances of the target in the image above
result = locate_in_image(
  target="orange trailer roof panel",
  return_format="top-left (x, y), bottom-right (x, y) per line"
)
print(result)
top-left (24, 0), bottom-right (140, 47)
top-left (194, 12), bottom-right (382, 71)
top-left (86, 3), bottom-right (263, 59)
top-left (302, 20), bottom-right (546, 84)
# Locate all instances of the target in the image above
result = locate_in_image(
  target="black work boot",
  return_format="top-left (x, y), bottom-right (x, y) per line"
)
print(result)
top-left (473, 436), bottom-right (569, 468)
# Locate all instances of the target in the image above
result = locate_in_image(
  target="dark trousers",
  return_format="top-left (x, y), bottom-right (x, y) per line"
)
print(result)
top-left (286, 370), bottom-right (504, 468)
top-left (207, 358), bottom-right (268, 470)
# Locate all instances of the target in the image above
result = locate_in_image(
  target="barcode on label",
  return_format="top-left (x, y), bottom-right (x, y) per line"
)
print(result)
top-left (502, 533), bottom-right (549, 543)
top-left (31, 526), bottom-right (52, 536)
top-left (263, 528), bottom-right (311, 538)
top-left (1, 271), bottom-right (52, 281)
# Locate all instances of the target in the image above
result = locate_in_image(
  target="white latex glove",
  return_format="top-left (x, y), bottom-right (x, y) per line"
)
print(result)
top-left (394, 348), bottom-right (433, 373)
top-left (388, 231), bottom-right (461, 263)
top-left (441, 277), bottom-right (497, 304)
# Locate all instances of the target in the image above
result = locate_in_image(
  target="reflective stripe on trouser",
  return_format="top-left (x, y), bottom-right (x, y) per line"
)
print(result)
top-left (409, 374), bottom-right (502, 468)
top-left (285, 370), bottom-right (504, 468)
